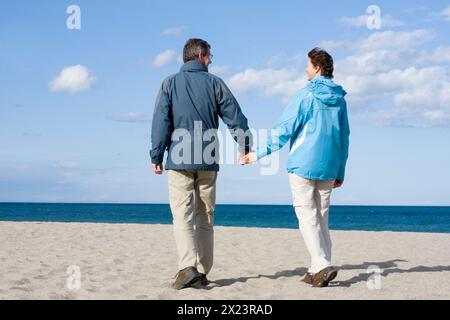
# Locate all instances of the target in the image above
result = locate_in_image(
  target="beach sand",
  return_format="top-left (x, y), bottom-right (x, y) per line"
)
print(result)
top-left (0, 221), bottom-right (449, 300)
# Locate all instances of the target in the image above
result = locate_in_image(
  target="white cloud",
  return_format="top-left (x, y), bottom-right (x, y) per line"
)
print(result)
top-left (209, 65), bottom-right (230, 75)
top-left (358, 29), bottom-right (434, 51)
top-left (225, 29), bottom-right (450, 127)
top-left (264, 76), bottom-right (308, 103)
top-left (320, 30), bottom-right (437, 77)
top-left (228, 68), bottom-right (294, 93)
top-left (320, 29), bottom-right (434, 53)
top-left (435, 6), bottom-right (450, 21)
top-left (420, 46), bottom-right (450, 64)
top-left (338, 14), bottom-right (403, 28)
top-left (331, 30), bottom-right (450, 127)
top-left (107, 112), bottom-right (152, 123)
top-left (338, 15), bottom-right (370, 27)
top-left (49, 65), bottom-right (96, 94)
top-left (348, 66), bottom-right (449, 108)
top-left (161, 26), bottom-right (185, 37)
top-left (422, 110), bottom-right (446, 121)
top-left (375, 14), bottom-right (405, 28)
top-left (152, 49), bottom-right (177, 68)
top-left (319, 39), bottom-right (352, 51)
top-left (226, 68), bottom-right (307, 104)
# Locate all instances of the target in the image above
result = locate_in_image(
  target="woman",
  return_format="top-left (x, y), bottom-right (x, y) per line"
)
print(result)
top-left (242, 48), bottom-right (350, 287)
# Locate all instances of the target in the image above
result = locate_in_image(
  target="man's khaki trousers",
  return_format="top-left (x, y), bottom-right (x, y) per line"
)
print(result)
top-left (168, 169), bottom-right (218, 275)
top-left (289, 173), bottom-right (335, 274)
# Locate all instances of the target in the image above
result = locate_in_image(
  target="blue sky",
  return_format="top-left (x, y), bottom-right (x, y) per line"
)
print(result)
top-left (1, 0), bottom-right (450, 205)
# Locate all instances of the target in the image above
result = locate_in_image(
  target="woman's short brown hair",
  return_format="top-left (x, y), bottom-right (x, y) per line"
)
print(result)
top-left (308, 47), bottom-right (334, 79)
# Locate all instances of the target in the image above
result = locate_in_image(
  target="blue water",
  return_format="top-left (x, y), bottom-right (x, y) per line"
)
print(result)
top-left (0, 203), bottom-right (449, 233)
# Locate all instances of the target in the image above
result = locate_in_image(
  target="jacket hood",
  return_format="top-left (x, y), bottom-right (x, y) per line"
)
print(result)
top-left (307, 76), bottom-right (346, 105)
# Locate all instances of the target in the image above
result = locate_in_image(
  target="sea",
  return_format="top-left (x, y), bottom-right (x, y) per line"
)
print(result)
top-left (0, 203), bottom-right (449, 233)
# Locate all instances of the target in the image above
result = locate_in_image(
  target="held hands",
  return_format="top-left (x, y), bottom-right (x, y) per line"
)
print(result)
top-left (151, 152), bottom-right (257, 174)
top-left (239, 152), bottom-right (257, 165)
top-left (152, 158), bottom-right (343, 189)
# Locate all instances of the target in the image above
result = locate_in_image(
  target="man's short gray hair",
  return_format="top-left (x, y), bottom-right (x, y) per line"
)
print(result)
top-left (183, 38), bottom-right (211, 63)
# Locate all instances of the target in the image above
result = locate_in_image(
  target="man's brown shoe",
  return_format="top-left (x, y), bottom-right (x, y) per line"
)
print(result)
top-left (199, 273), bottom-right (210, 286)
top-left (170, 267), bottom-right (202, 290)
top-left (312, 266), bottom-right (338, 288)
top-left (191, 273), bottom-right (210, 288)
top-left (301, 272), bottom-right (314, 285)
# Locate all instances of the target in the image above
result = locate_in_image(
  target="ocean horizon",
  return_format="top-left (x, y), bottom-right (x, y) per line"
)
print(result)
top-left (1, 202), bottom-right (450, 233)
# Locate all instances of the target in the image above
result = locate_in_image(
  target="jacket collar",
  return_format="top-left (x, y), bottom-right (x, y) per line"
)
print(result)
top-left (308, 75), bottom-right (336, 88)
top-left (310, 75), bottom-right (331, 83)
top-left (180, 60), bottom-right (208, 72)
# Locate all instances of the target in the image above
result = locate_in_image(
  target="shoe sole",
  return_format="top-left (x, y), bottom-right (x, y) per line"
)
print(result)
top-left (191, 279), bottom-right (210, 289)
top-left (314, 269), bottom-right (338, 288)
top-left (171, 273), bottom-right (203, 290)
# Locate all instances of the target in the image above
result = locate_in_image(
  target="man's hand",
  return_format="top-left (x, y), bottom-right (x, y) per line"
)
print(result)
top-left (334, 179), bottom-right (343, 188)
top-left (240, 152), bottom-right (257, 165)
top-left (237, 153), bottom-right (246, 165)
top-left (152, 163), bottom-right (164, 175)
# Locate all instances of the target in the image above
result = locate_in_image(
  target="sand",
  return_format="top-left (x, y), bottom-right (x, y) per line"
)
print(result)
top-left (0, 221), bottom-right (449, 300)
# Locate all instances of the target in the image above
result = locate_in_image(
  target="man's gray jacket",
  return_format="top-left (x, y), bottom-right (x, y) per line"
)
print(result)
top-left (150, 60), bottom-right (252, 171)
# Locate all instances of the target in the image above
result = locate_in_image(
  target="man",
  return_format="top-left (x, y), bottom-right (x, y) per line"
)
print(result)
top-left (150, 38), bottom-right (252, 290)
top-left (242, 48), bottom-right (350, 287)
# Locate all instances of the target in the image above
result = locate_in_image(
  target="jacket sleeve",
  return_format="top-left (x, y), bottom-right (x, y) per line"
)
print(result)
top-left (256, 92), bottom-right (304, 160)
top-left (150, 79), bottom-right (173, 164)
top-left (337, 102), bottom-right (350, 180)
top-left (215, 78), bottom-right (253, 153)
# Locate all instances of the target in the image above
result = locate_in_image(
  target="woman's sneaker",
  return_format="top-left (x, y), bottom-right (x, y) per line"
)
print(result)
top-left (301, 272), bottom-right (314, 285)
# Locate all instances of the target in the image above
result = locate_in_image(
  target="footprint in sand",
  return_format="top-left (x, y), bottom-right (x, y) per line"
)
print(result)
top-left (48, 292), bottom-right (76, 300)
top-left (105, 287), bottom-right (125, 295)
top-left (47, 269), bottom-right (59, 277)
top-left (86, 286), bottom-right (100, 293)
top-left (9, 286), bottom-right (33, 292)
top-left (11, 278), bottom-right (31, 286)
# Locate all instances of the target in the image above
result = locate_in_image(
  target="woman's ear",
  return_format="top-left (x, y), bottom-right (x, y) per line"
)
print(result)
top-left (315, 65), bottom-right (321, 74)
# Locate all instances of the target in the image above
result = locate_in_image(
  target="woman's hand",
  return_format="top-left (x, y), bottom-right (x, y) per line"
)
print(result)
top-left (333, 179), bottom-right (343, 188)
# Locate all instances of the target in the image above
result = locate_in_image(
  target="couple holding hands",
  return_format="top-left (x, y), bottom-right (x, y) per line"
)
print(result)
top-left (150, 38), bottom-right (350, 289)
